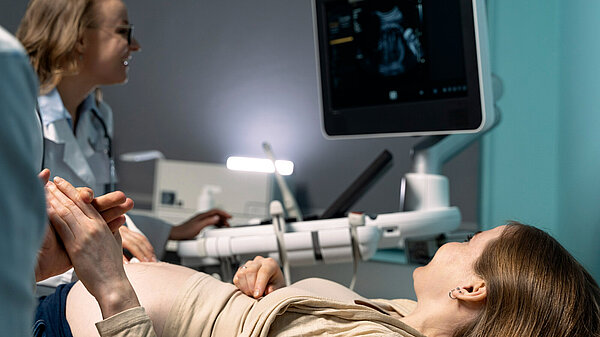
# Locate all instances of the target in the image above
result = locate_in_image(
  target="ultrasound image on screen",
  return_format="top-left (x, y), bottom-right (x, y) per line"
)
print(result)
top-left (325, 0), bottom-right (468, 110)
top-left (374, 7), bottom-right (422, 76)
top-left (356, 4), bottom-right (423, 77)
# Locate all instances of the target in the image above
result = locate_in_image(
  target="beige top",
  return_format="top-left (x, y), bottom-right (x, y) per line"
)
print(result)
top-left (95, 307), bottom-right (155, 336)
top-left (95, 275), bottom-right (425, 337)
top-left (266, 298), bottom-right (420, 336)
top-left (240, 278), bottom-right (424, 337)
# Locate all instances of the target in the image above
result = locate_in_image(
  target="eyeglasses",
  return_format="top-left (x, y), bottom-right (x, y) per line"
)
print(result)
top-left (91, 24), bottom-right (135, 46)
top-left (114, 24), bottom-right (134, 46)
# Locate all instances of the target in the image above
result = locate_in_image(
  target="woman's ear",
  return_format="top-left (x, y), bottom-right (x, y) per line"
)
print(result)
top-left (75, 33), bottom-right (86, 54)
top-left (455, 280), bottom-right (487, 304)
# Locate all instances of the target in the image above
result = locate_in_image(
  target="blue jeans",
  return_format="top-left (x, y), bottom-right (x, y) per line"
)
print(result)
top-left (32, 282), bottom-right (75, 337)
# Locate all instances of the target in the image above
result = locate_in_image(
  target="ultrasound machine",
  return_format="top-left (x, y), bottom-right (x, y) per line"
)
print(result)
top-left (177, 0), bottom-right (499, 287)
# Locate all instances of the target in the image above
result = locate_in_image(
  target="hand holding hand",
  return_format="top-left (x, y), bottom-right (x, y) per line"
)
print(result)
top-left (233, 256), bottom-right (285, 298)
top-left (43, 167), bottom-right (134, 232)
top-left (35, 169), bottom-right (137, 280)
top-left (169, 209), bottom-right (232, 240)
top-left (76, 178), bottom-right (155, 263)
top-left (46, 176), bottom-right (140, 318)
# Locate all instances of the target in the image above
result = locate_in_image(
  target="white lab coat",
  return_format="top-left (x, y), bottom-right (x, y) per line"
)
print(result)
top-left (39, 89), bottom-right (114, 195)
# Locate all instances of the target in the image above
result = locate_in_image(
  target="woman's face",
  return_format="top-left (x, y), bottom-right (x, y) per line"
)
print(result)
top-left (412, 225), bottom-right (506, 300)
top-left (80, 0), bottom-right (140, 86)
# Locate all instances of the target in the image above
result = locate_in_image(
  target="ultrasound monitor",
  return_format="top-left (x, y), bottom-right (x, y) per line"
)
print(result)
top-left (313, 0), bottom-right (495, 138)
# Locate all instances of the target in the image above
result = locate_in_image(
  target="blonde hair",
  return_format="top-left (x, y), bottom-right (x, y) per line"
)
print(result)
top-left (455, 222), bottom-right (600, 337)
top-left (16, 0), bottom-right (97, 94)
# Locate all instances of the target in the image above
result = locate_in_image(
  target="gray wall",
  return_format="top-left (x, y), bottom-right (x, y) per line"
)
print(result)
top-left (0, 0), bottom-right (479, 223)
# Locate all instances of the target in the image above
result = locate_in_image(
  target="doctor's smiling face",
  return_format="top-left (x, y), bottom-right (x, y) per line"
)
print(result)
top-left (411, 225), bottom-right (506, 302)
top-left (80, 0), bottom-right (140, 86)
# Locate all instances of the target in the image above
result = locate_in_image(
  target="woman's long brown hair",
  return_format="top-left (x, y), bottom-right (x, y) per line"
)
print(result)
top-left (454, 222), bottom-right (600, 337)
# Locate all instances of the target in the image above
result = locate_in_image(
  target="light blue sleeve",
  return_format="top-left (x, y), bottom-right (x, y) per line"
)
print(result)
top-left (0, 27), bottom-right (46, 336)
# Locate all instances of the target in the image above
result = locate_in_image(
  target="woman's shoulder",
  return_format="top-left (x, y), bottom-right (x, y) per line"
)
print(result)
top-left (368, 298), bottom-right (418, 317)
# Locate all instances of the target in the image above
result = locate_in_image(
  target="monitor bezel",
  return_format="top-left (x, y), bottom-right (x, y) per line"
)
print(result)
top-left (313, 0), bottom-right (495, 139)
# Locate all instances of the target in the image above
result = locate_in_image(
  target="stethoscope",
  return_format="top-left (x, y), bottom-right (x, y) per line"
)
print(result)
top-left (90, 109), bottom-right (116, 193)
top-left (36, 104), bottom-right (116, 194)
top-left (35, 104), bottom-right (45, 171)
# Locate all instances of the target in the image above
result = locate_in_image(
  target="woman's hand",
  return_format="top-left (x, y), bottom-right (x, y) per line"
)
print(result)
top-left (72, 176), bottom-right (156, 263)
top-left (89, 190), bottom-right (134, 231)
top-left (92, 192), bottom-right (157, 262)
top-left (35, 169), bottom-right (72, 281)
top-left (35, 169), bottom-right (132, 280)
top-left (35, 221), bottom-right (72, 282)
top-left (169, 209), bottom-right (232, 240)
top-left (45, 176), bottom-right (140, 318)
top-left (233, 256), bottom-right (286, 298)
top-left (40, 168), bottom-right (134, 232)
top-left (119, 226), bottom-right (157, 262)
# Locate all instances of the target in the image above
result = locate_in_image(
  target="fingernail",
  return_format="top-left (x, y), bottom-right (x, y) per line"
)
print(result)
top-left (54, 176), bottom-right (63, 183)
top-left (254, 289), bottom-right (260, 297)
top-left (152, 256), bottom-right (157, 262)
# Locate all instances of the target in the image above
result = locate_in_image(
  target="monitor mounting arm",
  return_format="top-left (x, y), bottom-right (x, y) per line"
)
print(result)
top-left (402, 109), bottom-right (501, 212)
top-left (411, 133), bottom-right (481, 175)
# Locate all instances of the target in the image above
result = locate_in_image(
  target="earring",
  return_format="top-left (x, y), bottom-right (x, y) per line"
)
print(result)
top-left (448, 287), bottom-right (462, 300)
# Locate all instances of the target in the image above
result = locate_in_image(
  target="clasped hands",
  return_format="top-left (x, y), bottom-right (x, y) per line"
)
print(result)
top-left (38, 169), bottom-right (142, 318)
top-left (35, 169), bottom-right (133, 282)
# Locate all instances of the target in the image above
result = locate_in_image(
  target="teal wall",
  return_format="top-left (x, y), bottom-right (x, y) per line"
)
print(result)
top-left (480, 0), bottom-right (560, 232)
top-left (556, 1), bottom-right (600, 281)
top-left (481, 0), bottom-right (600, 280)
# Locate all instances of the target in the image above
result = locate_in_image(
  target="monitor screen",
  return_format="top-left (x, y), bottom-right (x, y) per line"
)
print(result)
top-left (313, 0), bottom-right (494, 137)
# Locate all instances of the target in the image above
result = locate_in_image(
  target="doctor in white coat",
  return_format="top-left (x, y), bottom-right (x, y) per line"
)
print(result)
top-left (17, 0), bottom-right (231, 269)
top-left (39, 88), bottom-right (116, 195)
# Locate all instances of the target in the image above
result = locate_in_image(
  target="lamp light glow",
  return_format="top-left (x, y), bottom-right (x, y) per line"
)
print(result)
top-left (226, 156), bottom-right (294, 175)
